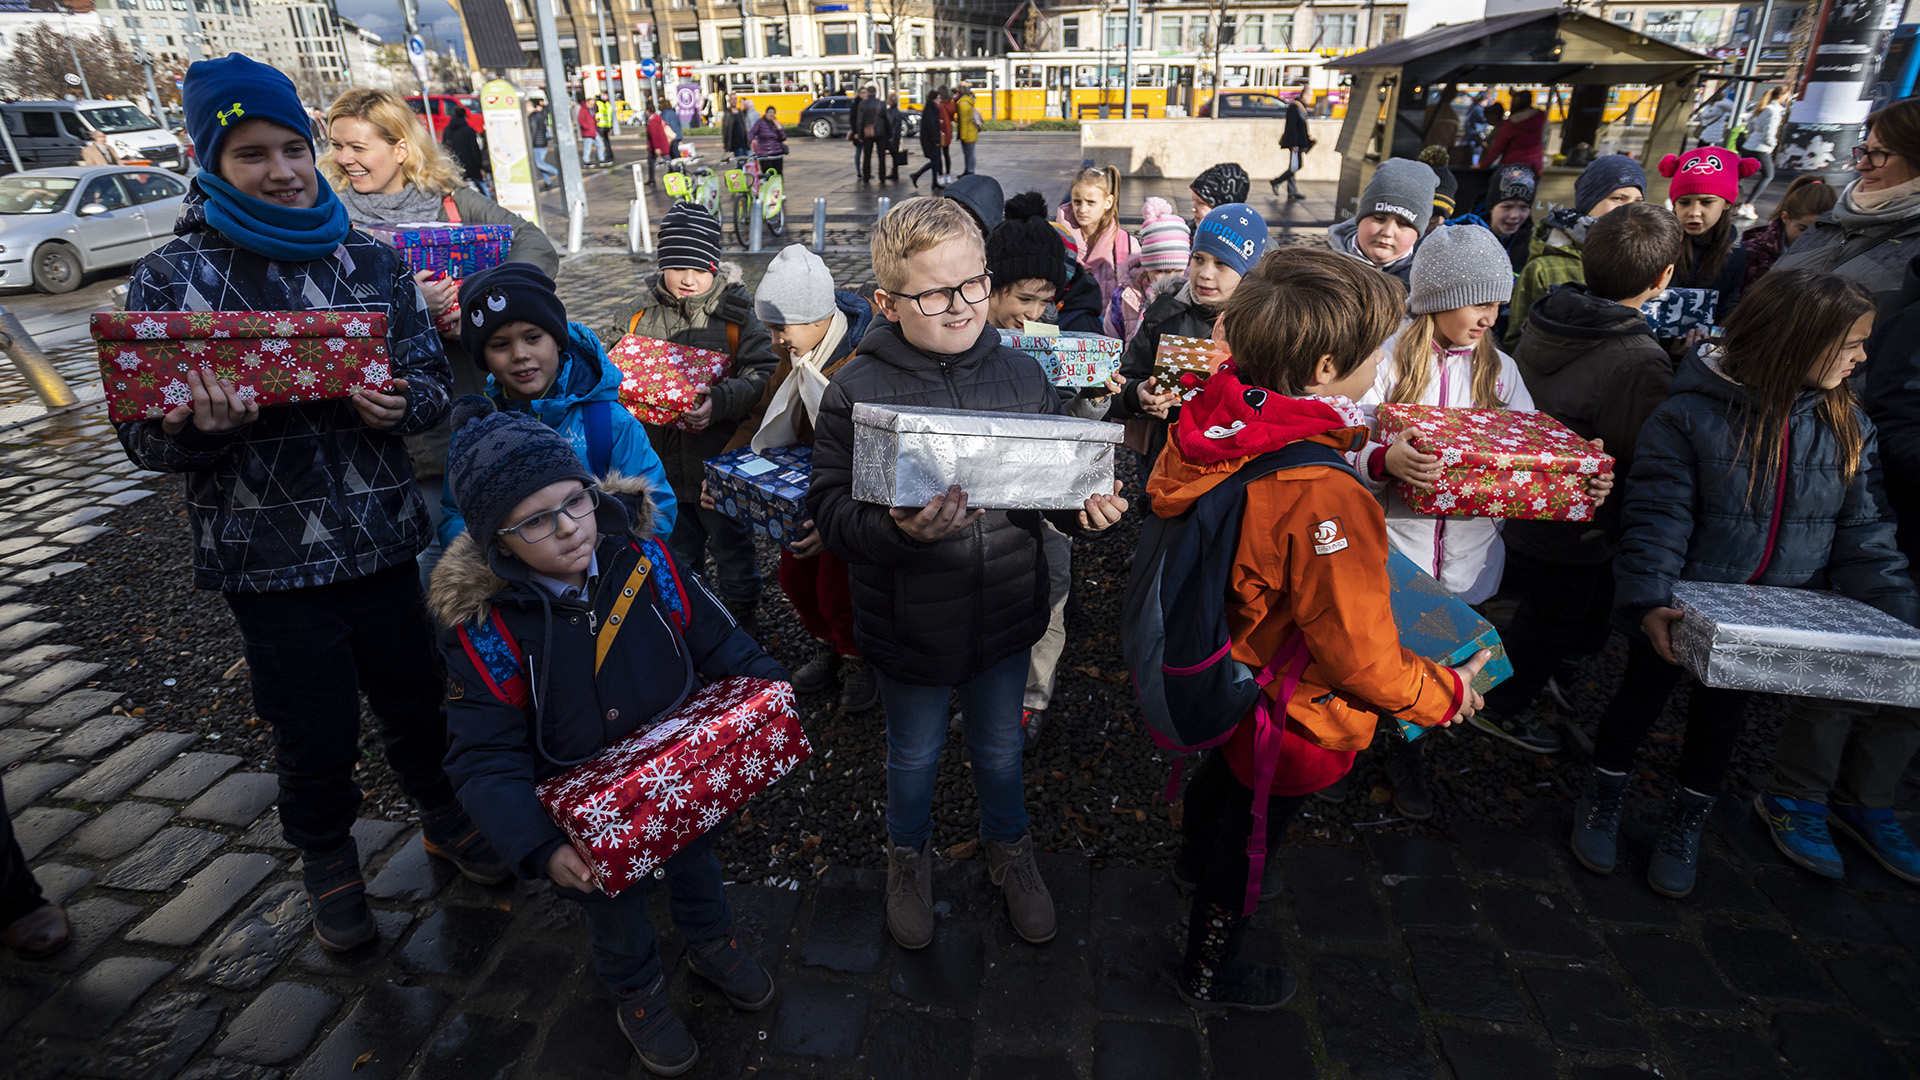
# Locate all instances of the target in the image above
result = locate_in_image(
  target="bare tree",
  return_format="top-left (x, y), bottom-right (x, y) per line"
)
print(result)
top-left (871, 0), bottom-right (925, 82)
top-left (3, 25), bottom-right (148, 101)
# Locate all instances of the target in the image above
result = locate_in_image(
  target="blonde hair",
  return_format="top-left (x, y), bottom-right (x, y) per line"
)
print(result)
top-left (872, 197), bottom-right (986, 293)
top-left (1387, 313), bottom-right (1509, 409)
top-left (320, 88), bottom-right (464, 197)
top-left (1069, 165), bottom-right (1121, 246)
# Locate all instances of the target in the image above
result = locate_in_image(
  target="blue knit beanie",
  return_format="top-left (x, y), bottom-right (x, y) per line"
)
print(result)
top-left (1193, 203), bottom-right (1269, 276)
top-left (1573, 154), bottom-right (1647, 216)
top-left (182, 53), bottom-right (315, 173)
top-left (446, 395), bottom-right (632, 545)
top-left (459, 263), bottom-right (570, 369)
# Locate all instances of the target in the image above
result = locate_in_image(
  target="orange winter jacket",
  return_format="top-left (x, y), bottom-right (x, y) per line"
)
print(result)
top-left (1146, 366), bottom-right (1462, 786)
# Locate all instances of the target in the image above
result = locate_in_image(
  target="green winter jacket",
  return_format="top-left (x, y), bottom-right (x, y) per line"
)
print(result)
top-left (1504, 211), bottom-right (1587, 352)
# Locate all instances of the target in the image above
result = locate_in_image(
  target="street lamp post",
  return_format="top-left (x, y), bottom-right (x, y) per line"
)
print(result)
top-left (133, 49), bottom-right (165, 127)
top-left (62, 12), bottom-right (94, 99)
top-left (180, 0), bottom-right (206, 62)
top-left (596, 0), bottom-right (621, 134)
top-left (532, 0), bottom-right (589, 252)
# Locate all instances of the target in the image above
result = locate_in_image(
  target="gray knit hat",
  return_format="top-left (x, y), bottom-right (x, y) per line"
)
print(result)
top-left (1358, 158), bottom-right (1438, 235)
top-left (755, 245), bottom-right (837, 325)
top-left (1407, 223), bottom-right (1515, 315)
top-left (446, 395), bottom-right (630, 547)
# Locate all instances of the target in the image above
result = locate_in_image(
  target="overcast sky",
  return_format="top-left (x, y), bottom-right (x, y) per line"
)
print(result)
top-left (333, 0), bottom-right (470, 63)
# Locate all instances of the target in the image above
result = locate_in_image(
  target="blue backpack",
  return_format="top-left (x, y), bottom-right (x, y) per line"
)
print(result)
top-left (1121, 439), bottom-right (1362, 912)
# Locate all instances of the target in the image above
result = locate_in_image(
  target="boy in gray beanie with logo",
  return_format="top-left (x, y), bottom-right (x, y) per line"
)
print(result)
top-left (1327, 157), bottom-right (1438, 285)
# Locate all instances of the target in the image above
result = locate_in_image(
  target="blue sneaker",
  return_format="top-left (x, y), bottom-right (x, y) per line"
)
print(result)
top-left (1829, 802), bottom-right (1920, 886)
top-left (1755, 792), bottom-right (1844, 880)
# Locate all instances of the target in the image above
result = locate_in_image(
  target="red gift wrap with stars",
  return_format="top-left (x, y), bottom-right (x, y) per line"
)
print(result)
top-left (534, 677), bottom-right (811, 897)
top-left (609, 334), bottom-right (733, 430)
top-left (92, 310), bottom-right (392, 424)
top-left (1373, 404), bottom-right (1614, 522)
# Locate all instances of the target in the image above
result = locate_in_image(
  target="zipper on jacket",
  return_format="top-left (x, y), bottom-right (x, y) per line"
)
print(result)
top-left (938, 357), bottom-right (990, 670)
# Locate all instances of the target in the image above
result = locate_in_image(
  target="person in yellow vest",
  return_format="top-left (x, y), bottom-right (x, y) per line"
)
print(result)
top-left (955, 80), bottom-right (981, 176)
top-left (594, 94), bottom-right (614, 164)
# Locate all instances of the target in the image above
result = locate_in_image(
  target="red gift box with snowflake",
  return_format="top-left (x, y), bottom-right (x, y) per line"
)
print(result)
top-left (93, 311), bottom-right (393, 424)
top-left (534, 676), bottom-right (810, 897)
top-left (608, 333), bottom-right (732, 431)
top-left (1373, 404), bottom-right (1614, 522)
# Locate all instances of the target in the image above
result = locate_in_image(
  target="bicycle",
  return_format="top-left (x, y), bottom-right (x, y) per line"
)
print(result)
top-left (723, 153), bottom-right (786, 247)
top-left (661, 149), bottom-right (721, 219)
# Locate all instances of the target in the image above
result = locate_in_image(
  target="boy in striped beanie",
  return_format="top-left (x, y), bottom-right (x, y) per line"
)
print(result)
top-left (1110, 197), bottom-right (1191, 341)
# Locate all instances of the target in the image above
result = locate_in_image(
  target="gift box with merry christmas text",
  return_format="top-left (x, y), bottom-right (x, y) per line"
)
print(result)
top-left (535, 677), bottom-right (812, 897)
top-left (1372, 405), bottom-right (1613, 522)
top-left (609, 334), bottom-right (733, 430)
top-left (361, 222), bottom-right (513, 278)
top-left (999, 329), bottom-right (1122, 387)
top-left (92, 310), bottom-right (392, 424)
top-left (1152, 334), bottom-right (1223, 401)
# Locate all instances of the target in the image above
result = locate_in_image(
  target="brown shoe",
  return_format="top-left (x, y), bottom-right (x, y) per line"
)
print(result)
top-left (2, 904), bottom-right (70, 958)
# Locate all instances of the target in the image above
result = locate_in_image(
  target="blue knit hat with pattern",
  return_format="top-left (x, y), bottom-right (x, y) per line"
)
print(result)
top-left (1193, 203), bottom-right (1269, 276)
top-left (182, 53), bottom-right (314, 170)
top-left (446, 395), bottom-right (627, 546)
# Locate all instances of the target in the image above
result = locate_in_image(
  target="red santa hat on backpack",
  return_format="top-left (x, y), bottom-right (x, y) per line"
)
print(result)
top-left (1658, 146), bottom-right (1761, 205)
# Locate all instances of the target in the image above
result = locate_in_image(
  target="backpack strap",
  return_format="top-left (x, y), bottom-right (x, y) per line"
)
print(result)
top-left (455, 608), bottom-right (529, 710)
top-left (584, 399), bottom-right (614, 477)
top-left (442, 194), bottom-right (462, 223)
top-left (635, 536), bottom-right (691, 634)
top-left (629, 310), bottom-right (647, 336)
top-left (727, 320), bottom-right (740, 359)
top-left (596, 554), bottom-right (654, 675)
top-left (1244, 631), bottom-right (1312, 915)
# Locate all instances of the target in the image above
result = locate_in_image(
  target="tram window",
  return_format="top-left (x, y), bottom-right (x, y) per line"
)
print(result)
top-left (1133, 66), bottom-right (1162, 88)
top-left (1223, 65), bottom-right (1250, 88)
top-left (1075, 65), bottom-right (1098, 88)
top-left (1016, 65), bottom-right (1041, 89)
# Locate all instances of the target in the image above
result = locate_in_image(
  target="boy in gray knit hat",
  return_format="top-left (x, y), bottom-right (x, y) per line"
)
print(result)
top-left (1327, 158), bottom-right (1438, 285)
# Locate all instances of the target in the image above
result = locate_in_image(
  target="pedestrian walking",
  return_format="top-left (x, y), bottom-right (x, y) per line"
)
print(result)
top-left (440, 102), bottom-right (490, 197)
top-left (1270, 90), bottom-right (1313, 199)
top-left (577, 96), bottom-right (603, 166)
top-left (723, 95), bottom-right (751, 159)
top-left (939, 87), bottom-right (956, 181)
top-left (527, 96), bottom-right (558, 189)
top-left (955, 80), bottom-right (981, 176)
top-left (852, 85), bottom-right (883, 182)
top-left (595, 93), bottom-right (615, 164)
top-left (1480, 90), bottom-right (1545, 174)
top-left (645, 102), bottom-right (673, 186)
top-left (750, 105), bottom-right (787, 175)
top-left (883, 91), bottom-right (906, 182)
top-left (910, 88), bottom-right (947, 189)
top-left (1736, 87), bottom-right (1790, 220)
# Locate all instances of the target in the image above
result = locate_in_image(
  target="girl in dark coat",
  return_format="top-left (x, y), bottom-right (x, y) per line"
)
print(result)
top-left (1572, 269), bottom-right (1917, 901)
top-left (909, 89), bottom-right (946, 190)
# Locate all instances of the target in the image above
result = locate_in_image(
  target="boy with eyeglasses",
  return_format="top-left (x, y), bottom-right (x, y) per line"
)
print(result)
top-left (431, 397), bottom-right (787, 1077)
top-left (808, 197), bottom-right (1129, 951)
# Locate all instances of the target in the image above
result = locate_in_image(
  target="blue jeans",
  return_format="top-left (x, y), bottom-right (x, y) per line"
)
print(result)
top-left (961, 139), bottom-right (977, 174)
top-left (570, 828), bottom-right (731, 998)
top-left (878, 649), bottom-right (1031, 849)
top-left (532, 146), bottom-right (558, 179)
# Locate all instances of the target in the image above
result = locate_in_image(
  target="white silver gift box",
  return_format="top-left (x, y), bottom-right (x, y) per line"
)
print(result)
top-left (851, 402), bottom-right (1123, 510)
top-left (1670, 582), bottom-right (1920, 706)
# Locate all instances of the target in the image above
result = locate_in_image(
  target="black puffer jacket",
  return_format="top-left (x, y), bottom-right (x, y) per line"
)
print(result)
top-left (1108, 277), bottom-right (1215, 475)
top-left (1505, 283), bottom-right (1672, 565)
top-left (1862, 250), bottom-right (1920, 563)
top-left (1614, 347), bottom-right (1917, 625)
top-left (1672, 232), bottom-right (1747, 326)
top-left (809, 320), bottom-right (1086, 685)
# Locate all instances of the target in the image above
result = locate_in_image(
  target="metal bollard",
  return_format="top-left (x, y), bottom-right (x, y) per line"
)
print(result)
top-left (811, 197), bottom-right (826, 254)
top-left (567, 199), bottom-right (586, 255)
top-left (0, 308), bottom-right (75, 409)
top-left (628, 198), bottom-right (643, 255)
top-left (876, 197), bottom-right (891, 221)
top-left (749, 188), bottom-right (764, 254)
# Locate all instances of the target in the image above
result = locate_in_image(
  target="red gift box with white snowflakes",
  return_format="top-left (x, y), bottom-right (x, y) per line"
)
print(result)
top-left (608, 333), bottom-right (732, 430)
top-left (93, 310), bottom-right (392, 424)
top-left (534, 676), bottom-right (810, 897)
top-left (1373, 404), bottom-right (1614, 522)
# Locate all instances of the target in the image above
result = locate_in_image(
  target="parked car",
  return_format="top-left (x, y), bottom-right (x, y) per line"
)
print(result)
top-left (69, 101), bottom-right (187, 172)
top-left (1209, 92), bottom-right (1289, 118)
top-left (796, 94), bottom-right (919, 139)
top-left (408, 94), bottom-right (485, 137)
top-left (0, 166), bottom-right (189, 293)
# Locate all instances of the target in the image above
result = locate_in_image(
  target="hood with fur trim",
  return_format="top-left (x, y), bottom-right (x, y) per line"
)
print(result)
top-left (427, 470), bottom-right (659, 628)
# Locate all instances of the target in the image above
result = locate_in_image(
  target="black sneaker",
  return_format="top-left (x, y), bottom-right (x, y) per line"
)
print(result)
top-left (302, 839), bottom-right (376, 951)
top-left (419, 802), bottom-right (512, 884)
top-left (1469, 711), bottom-right (1565, 754)
top-left (1384, 741), bottom-right (1434, 821)
top-left (687, 934), bottom-right (775, 1010)
top-left (792, 642), bottom-right (840, 695)
top-left (1314, 774), bottom-right (1350, 805)
top-left (838, 657), bottom-right (880, 713)
top-left (615, 975), bottom-right (698, 1076)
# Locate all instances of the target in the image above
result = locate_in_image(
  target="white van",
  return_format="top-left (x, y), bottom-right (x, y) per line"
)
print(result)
top-left (71, 101), bottom-right (187, 173)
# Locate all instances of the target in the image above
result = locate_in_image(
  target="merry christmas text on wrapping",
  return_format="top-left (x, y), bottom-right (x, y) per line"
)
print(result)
top-left (93, 310), bottom-right (392, 423)
top-left (361, 222), bottom-right (513, 279)
top-left (851, 402), bottom-right (1123, 510)
top-left (998, 329), bottom-right (1123, 387)
top-left (1387, 548), bottom-right (1512, 739)
top-left (535, 677), bottom-right (812, 896)
top-left (705, 446), bottom-right (811, 545)
top-left (1153, 334), bottom-right (1223, 401)
top-left (1373, 405), bottom-right (1614, 522)
top-left (1670, 582), bottom-right (1920, 707)
top-left (610, 334), bottom-right (732, 430)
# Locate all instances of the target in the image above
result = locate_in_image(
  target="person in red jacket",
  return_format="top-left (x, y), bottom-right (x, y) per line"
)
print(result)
top-left (577, 96), bottom-right (604, 167)
top-left (1481, 89), bottom-right (1546, 175)
top-left (644, 103), bottom-right (674, 186)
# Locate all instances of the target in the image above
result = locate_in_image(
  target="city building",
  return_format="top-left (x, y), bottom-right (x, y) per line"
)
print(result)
top-left (93, 0), bottom-right (264, 67)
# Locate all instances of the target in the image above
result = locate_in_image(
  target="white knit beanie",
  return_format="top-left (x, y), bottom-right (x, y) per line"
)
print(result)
top-left (1406, 223), bottom-right (1514, 315)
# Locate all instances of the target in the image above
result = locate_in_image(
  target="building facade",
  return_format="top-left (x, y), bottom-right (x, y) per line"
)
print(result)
top-left (94, 0), bottom-right (263, 67)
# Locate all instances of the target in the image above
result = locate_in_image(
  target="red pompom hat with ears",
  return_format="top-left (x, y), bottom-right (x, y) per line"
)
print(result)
top-left (1659, 146), bottom-right (1762, 204)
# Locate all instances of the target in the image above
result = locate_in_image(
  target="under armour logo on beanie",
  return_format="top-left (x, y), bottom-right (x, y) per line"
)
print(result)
top-left (658, 203), bottom-right (723, 272)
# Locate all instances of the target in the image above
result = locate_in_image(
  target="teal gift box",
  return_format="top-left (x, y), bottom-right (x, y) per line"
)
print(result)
top-left (1388, 548), bottom-right (1511, 740)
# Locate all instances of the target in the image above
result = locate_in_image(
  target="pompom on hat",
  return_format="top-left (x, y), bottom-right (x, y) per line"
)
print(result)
top-left (1659, 146), bottom-right (1761, 205)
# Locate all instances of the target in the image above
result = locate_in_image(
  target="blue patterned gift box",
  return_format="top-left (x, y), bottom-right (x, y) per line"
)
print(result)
top-left (363, 222), bottom-right (513, 278)
top-left (998, 329), bottom-right (1123, 387)
top-left (1387, 548), bottom-right (1512, 740)
top-left (704, 447), bottom-right (812, 545)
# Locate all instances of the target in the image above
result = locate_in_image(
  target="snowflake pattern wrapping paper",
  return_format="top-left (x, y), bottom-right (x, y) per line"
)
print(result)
top-left (535, 677), bottom-right (812, 896)
top-left (998, 329), bottom-right (1123, 387)
top-left (609, 334), bottom-right (733, 430)
top-left (1670, 582), bottom-right (1920, 706)
top-left (851, 402), bottom-right (1124, 510)
top-left (361, 222), bottom-right (513, 279)
top-left (1153, 334), bottom-right (1224, 401)
top-left (1373, 404), bottom-right (1614, 522)
top-left (93, 310), bottom-right (392, 423)
top-left (1387, 548), bottom-right (1512, 739)
top-left (704, 445), bottom-right (811, 545)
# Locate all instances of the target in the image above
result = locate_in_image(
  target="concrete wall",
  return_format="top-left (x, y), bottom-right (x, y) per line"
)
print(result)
top-left (1080, 118), bottom-right (1345, 181)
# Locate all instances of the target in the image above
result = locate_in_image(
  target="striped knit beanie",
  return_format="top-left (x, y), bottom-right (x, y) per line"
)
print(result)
top-left (1136, 198), bottom-right (1191, 273)
top-left (1049, 219), bottom-right (1081, 264)
top-left (658, 202), bottom-right (722, 272)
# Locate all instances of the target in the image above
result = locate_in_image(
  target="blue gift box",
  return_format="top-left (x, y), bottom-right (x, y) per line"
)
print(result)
top-left (1387, 548), bottom-right (1511, 740)
top-left (363, 222), bottom-right (513, 278)
top-left (998, 329), bottom-right (1123, 387)
top-left (704, 447), bottom-right (811, 545)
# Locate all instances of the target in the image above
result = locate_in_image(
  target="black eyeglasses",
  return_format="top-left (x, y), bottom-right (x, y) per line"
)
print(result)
top-left (888, 272), bottom-right (993, 317)
top-left (1852, 145), bottom-right (1896, 169)
top-left (497, 487), bottom-right (600, 544)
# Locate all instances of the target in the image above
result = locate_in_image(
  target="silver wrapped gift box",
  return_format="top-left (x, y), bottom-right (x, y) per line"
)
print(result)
top-left (851, 402), bottom-right (1123, 510)
top-left (1670, 582), bottom-right (1920, 706)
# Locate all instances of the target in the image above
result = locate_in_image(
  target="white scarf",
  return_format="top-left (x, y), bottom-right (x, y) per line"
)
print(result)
top-left (751, 309), bottom-right (850, 452)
